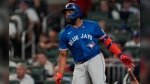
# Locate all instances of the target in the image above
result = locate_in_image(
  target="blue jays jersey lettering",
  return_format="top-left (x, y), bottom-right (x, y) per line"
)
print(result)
top-left (59, 20), bottom-right (106, 62)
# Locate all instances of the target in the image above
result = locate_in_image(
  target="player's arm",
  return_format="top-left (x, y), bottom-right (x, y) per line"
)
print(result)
top-left (55, 50), bottom-right (68, 84)
top-left (99, 35), bottom-right (121, 57)
top-left (93, 22), bottom-right (135, 70)
top-left (99, 35), bottom-right (135, 70)
top-left (58, 50), bottom-right (68, 74)
top-left (55, 30), bottom-right (68, 84)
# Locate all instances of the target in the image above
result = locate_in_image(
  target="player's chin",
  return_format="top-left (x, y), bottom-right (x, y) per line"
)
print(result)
top-left (66, 19), bottom-right (71, 22)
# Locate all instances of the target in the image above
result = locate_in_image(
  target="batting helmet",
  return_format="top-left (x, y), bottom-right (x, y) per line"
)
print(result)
top-left (61, 3), bottom-right (82, 19)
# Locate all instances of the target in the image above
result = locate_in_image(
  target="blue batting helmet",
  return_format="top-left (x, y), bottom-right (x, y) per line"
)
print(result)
top-left (61, 3), bottom-right (82, 19)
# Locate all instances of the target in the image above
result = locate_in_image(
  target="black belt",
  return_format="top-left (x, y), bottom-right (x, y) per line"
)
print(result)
top-left (75, 53), bottom-right (101, 64)
top-left (75, 62), bottom-right (84, 64)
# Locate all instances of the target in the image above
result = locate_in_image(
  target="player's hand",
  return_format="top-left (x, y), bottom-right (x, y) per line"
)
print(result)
top-left (55, 72), bottom-right (63, 84)
top-left (119, 55), bottom-right (136, 70)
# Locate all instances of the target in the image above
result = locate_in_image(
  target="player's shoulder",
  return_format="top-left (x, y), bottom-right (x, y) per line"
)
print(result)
top-left (59, 29), bottom-right (66, 36)
top-left (84, 19), bottom-right (98, 25)
top-left (84, 20), bottom-right (97, 24)
top-left (59, 25), bottom-right (71, 36)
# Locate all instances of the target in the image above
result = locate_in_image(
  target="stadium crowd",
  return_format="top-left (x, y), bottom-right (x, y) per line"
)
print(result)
top-left (9, 0), bottom-right (141, 84)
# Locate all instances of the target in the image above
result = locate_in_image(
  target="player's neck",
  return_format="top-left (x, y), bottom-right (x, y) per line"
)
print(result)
top-left (73, 18), bottom-right (83, 28)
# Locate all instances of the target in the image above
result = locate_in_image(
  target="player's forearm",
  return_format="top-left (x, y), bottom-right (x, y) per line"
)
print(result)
top-left (100, 35), bottom-right (122, 58)
top-left (107, 43), bottom-right (122, 58)
top-left (58, 54), bottom-right (67, 74)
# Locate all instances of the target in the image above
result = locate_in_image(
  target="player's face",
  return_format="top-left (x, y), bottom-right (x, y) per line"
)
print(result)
top-left (65, 10), bottom-right (74, 22)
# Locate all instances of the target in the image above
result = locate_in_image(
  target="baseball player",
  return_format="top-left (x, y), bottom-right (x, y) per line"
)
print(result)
top-left (55, 3), bottom-right (135, 84)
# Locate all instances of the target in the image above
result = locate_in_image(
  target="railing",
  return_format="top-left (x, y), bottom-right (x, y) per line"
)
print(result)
top-left (123, 73), bottom-right (130, 84)
top-left (105, 58), bottom-right (140, 84)
top-left (21, 28), bottom-right (35, 60)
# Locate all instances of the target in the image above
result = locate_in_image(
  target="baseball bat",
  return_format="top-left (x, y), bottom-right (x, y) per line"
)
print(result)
top-left (128, 68), bottom-right (139, 84)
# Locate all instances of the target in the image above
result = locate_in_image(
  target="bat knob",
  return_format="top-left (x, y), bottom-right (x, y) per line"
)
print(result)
top-left (128, 68), bottom-right (132, 71)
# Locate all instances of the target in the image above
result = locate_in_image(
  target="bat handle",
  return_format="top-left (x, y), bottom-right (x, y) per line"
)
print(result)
top-left (128, 68), bottom-right (139, 84)
top-left (134, 78), bottom-right (139, 84)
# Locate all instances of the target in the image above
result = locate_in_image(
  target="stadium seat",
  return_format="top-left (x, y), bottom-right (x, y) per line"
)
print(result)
top-left (9, 80), bottom-right (20, 84)
top-left (66, 58), bottom-right (74, 64)
top-left (48, 58), bottom-right (57, 66)
top-left (9, 20), bottom-right (18, 28)
top-left (11, 59), bottom-right (27, 64)
top-left (35, 81), bottom-right (45, 84)
top-left (87, 11), bottom-right (108, 21)
top-left (27, 66), bottom-right (45, 81)
top-left (9, 67), bottom-right (16, 74)
top-left (112, 32), bottom-right (131, 43)
top-left (124, 47), bottom-right (140, 58)
top-left (106, 19), bottom-right (125, 30)
top-left (46, 47), bottom-right (59, 59)
top-left (100, 44), bottom-right (112, 58)
top-left (64, 72), bottom-right (73, 78)
top-left (127, 16), bottom-right (139, 31)
top-left (13, 13), bottom-right (28, 30)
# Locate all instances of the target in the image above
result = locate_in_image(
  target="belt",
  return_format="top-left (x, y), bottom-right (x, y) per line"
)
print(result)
top-left (75, 62), bottom-right (84, 64)
top-left (75, 53), bottom-right (101, 64)
top-left (75, 59), bottom-right (88, 64)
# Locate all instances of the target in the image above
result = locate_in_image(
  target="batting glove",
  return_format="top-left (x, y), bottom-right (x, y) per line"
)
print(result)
top-left (55, 72), bottom-right (63, 84)
top-left (119, 55), bottom-right (136, 70)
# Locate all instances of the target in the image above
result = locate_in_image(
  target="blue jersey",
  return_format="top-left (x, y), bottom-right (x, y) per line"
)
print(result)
top-left (59, 20), bottom-right (106, 62)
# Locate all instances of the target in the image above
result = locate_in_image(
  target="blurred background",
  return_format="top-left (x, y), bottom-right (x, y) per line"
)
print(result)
top-left (0, 0), bottom-right (9, 84)
top-left (5, 0), bottom-right (143, 84)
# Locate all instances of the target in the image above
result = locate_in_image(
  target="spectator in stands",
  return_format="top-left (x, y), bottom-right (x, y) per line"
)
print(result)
top-left (100, 0), bottom-right (110, 14)
top-left (9, 0), bottom-right (17, 13)
top-left (37, 33), bottom-right (58, 57)
top-left (9, 63), bottom-right (35, 84)
top-left (27, 54), bottom-right (38, 65)
top-left (31, 0), bottom-right (47, 22)
top-left (68, 0), bottom-right (92, 18)
top-left (33, 53), bottom-right (54, 79)
top-left (120, 25), bottom-right (131, 33)
top-left (98, 20), bottom-right (108, 32)
top-left (38, 31), bottom-right (58, 52)
top-left (48, 30), bottom-right (59, 44)
top-left (108, 0), bottom-right (122, 11)
top-left (125, 30), bottom-right (140, 47)
top-left (132, 0), bottom-right (140, 8)
top-left (9, 21), bottom-right (17, 39)
top-left (9, 19), bottom-right (22, 58)
top-left (15, 0), bottom-right (41, 41)
top-left (120, 0), bottom-right (140, 20)
top-left (100, 0), bottom-right (120, 20)
top-left (15, 0), bottom-right (40, 27)
top-left (38, 33), bottom-right (50, 50)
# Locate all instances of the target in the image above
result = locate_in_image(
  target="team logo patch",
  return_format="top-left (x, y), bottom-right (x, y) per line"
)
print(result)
top-left (87, 41), bottom-right (95, 49)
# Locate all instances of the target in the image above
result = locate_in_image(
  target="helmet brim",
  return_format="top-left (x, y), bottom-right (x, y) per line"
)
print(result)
top-left (61, 9), bottom-right (74, 13)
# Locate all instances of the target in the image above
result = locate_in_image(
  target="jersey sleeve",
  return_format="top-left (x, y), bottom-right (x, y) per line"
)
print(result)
top-left (94, 22), bottom-right (106, 39)
top-left (59, 30), bottom-right (68, 50)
